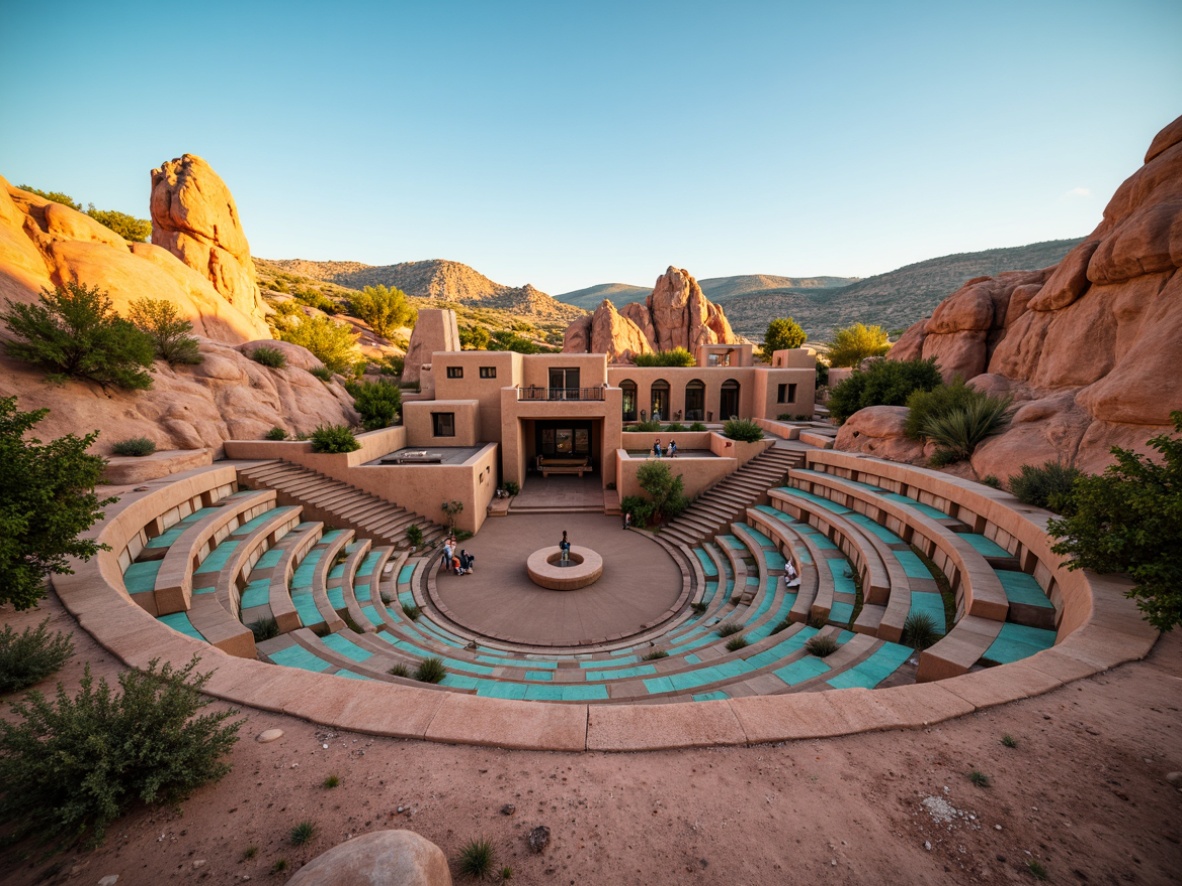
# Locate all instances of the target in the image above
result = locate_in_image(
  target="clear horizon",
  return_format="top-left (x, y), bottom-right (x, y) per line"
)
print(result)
top-left (1, 1), bottom-right (1178, 295)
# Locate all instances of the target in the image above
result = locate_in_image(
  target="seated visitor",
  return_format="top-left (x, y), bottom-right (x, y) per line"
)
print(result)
top-left (784, 560), bottom-right (801, 588)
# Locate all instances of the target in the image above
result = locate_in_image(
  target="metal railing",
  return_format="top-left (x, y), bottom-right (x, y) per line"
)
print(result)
top-left (517, 385), bottom-right (606, 401)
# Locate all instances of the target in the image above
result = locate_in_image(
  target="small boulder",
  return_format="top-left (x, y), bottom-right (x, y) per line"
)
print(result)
top-left (286, 830), bottom-right (451, 886)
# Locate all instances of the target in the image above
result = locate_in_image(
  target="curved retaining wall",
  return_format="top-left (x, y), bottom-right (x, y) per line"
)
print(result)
top-left (52, 456), bottom-right (1159, 752)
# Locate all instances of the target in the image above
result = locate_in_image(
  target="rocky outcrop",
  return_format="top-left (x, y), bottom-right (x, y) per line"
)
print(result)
top-left (403, 308), bottom-right (460, 385)
top-left (833, 406), bottom-right (927, 464)
top-left (563, 266), bottom-right (743, 361)
top-left (0, 177), bottom-right (268, 344)
top-left (150, 155), bottom-right (269, 337)
top-left (857, 114), bottom-right (1182, 479)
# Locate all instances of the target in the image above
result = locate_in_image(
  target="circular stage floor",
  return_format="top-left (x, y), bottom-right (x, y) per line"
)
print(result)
top-left (430, 513), bottom-right (683, 647)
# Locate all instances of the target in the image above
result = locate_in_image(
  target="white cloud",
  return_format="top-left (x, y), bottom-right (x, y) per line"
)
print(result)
top-left (1063, 186), bottom-right (1092, 199)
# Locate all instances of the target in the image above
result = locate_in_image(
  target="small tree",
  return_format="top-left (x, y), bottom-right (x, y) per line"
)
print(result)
top-left (763, 317), bottom-right (807, 356)
top-left (459, 325), bottom-right (491, 350)
top-left (347, 285), bottom-right (417, 340)
top-left (128, 298), bottom-right (202, 365)
top-left (1048, 413), bottom-right (1182, 632)
top-left (345, 378), bottom-right (402, 430)
top-left (273, 313), bottom-right (360, 373)
top-left (85, 205), bottom-right (152, 242)
top-left (0, 399), bottom-right (114, 610)
top-left (827, 358), bottom-right (943, 424)
top-left (635, 461), bottom-right (688, 525)
top-left (827, 322), bottom-right (891, 368)
top-left (17, 185), bottom-right (80, 210)
top-left (2, 283), bottom-right (155, 389)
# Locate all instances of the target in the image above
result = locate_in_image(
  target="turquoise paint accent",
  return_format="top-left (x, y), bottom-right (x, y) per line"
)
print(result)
top-left (525, 670), bottom-right (554, 681)
top-left (159, 610), bottom-right (203, 640)
top-left (194, 539), bottom-right (239, 574)
top-left (692, 691), bottom-right (728, 701)
top-left (398, 563), bottom-right (416, 585)
top-left (560, 684), bottom-right (609, 701)
top-left (584, 664), bottom-right (657, 681)
top-left (123, 560), bottom-right (161, 594)
top-left (642, 676), bottom-right (675, 694)
top-left (984, 623), bottom-right (1056, 664)
top-left (961, 533), bottom-right (1011, 558)
top-left (893, 549), bottom-right (932, 579)
top-left (997, 570), bottom-right (1053, 608)
top-left (693, 547), bottom-right (719, 577)
top-left (240, 577), bottom-right (271, 609)
top-left (322, 632), bottom-right (372, 662)
top-left (829, 601), bottom-right (854, 624)
top-left (774, 656), bottom-right (831, 685)
top-left (256, 548), bottom-right (284, 570)
top-left (268, 643), bottom-right (332, 672)
top-left (908, 592), bottom-right (947, 635)
top-left (361, 605), bottom-right (384, 627)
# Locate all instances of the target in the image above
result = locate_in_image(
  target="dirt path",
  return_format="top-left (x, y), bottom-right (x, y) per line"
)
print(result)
top-left (2, 593), bottom-right (1179, 886)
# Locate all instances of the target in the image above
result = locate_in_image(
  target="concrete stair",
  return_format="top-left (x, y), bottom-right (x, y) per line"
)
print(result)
top-left (235, 460), bottom-right (446, 552)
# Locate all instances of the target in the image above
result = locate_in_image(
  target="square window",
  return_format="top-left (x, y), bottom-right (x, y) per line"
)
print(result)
top-left (777, 383), bottom-right (797, 403)
top-left (479, 366), bottom-right (496, 379)
top-left (432, 412), bottom-right (455, 437)
top-left (446, 366), bottom-right (463, 379)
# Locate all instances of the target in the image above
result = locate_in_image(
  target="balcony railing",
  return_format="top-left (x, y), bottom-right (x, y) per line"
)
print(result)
top-left (518, 385), bottom-right (606, 401)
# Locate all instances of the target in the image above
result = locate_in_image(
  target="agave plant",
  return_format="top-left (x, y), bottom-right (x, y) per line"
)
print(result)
top-left (920, 394), bottom-right (1012, 462)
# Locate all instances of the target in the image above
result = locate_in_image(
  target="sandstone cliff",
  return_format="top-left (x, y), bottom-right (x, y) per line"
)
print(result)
top-left (562, 266), bottom-right (744, 362)
top-left (846, 115), bottom-right (1182, 478)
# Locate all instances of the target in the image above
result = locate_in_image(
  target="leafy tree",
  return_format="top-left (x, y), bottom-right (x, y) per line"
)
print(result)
top-left (635, 461), bottom-right (689, 525)
top-left (85, 205), bottom-right (151, 242)
top-left (347, 285), bottom-right (416, 339)
top-left (17, 185), bottom-right (80, 210)
top-left (633, 348), bottom-right (697, 367)
top-left (763, 317), bottom-right (807, 355)
top-left (488, 330), bottom-right (544, 354)
top-left (273, 313), bottom-right (360, 373)
top-left (459, 325), bottom-right (491, 350)
top-left (2, 283), bottom-right (154, 390)
top-left (827, 322), bottom-right (891, 368)
top-left (128, 297), bottom-right (202, 365)
top-left (0, 398), bottom-right (114, 610)
top-left (1048, 413), bottom-right (1182, 632)
top-left (827, 358), bottom-right (942, 424)
top-left (345, 378), bottom-right (402, 430)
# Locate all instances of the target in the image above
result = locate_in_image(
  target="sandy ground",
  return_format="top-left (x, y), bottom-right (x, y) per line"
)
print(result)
top-left (1, 592), bottom-right (1179, 886)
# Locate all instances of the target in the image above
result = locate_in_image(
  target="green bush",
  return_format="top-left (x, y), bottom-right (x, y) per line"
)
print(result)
top-left (725, 635), bottom-right (748, 652)
top-left (689, 422), bottom-right (707, 432)
top-left (627, 419), bottom-right (663, 433)
top-left (17, 185), bottom-right (80, 209)
top-left (459, 325), bottom-right (491, 350)
top-left (273, 314), bottom-right (360, 373)
top-left (642, 649), bottom-right (668, 660)
top-left (635, 461), bottom-right (688, 524)
top-left (2, 283), bottom-right (155, 390)
top-left (663, 422), bottom-right (686, 432)
top-left (457, 837), bottom-right (496, 878)
top-left (0, 657), bottom-right (241, 848)
top-left (310, 366), bottom-right (334, 382)
top-left (722, 418), bottom-right (764, 442)
top-left (309, 424), bottom-right (360, 453)
top-left (0, 618), bottom-right (74, 694)
top-left (85, 205), bottom-right (151, 242)
top-left (406, 524), bottom-right (424, 548)
top-left (633, 348), bottom-right (696, 367)
top-left (111, 437), bottom-right (156, 457)
top-left (414, 657), bottom-right (446, 684)
top-left (805, 634), bottom-right (839, 657)
top-left (1009, 461), bottom-right (1083, 514)
top-left (127, 298), bottom-right (202, 365)
top-left (249, 345), bottom-right (287, 368)
top-left (763, 317), bottom-right (807, 355)
top-left (290, 820), bottom-right (316, 846)
top-left (919, 393), bottom-right (1012, 463)
top-left (388, 663), bottom-right (410, 678)
top-left (248, 617), bottom-right (279, 642)
top-left (347, 285), bottom-right (416, 340)
top-left (0, 398), bottom-right (113, 610)
top-left (264, 426), bottom-right (288, 441)
top-left (826, 322), bottom-right (891, 368)
top-left (717, 623), bottom-right (743, 637)
top-left (902, 612), bottom-right (939, 650)
top-left (827, 358), bottom-right (943, 424)
top-left (904, 377), bottom-right (984, 438)
top-left (620, 495), bottom-right (655, 528)
top-left (292, 289), bottom-right (340, 315)
top-left (1048, 413), bottom-right (1182, 632)
top-left (345, 378), bottom-right (402, 430)
top-left (503, 481), bottom-right (520, 496)
top-left (402, 603), bottom-right (421, 621)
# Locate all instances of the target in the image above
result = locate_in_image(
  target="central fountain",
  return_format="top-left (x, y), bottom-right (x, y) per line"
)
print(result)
top-left (526, 545), bottom-right (604, 591)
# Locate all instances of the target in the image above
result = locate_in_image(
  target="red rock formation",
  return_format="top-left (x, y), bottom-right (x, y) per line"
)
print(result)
top-left (845, 115), bottom-right (1182, 478)
top-left (150, 155), bottom-right (269, 336)
top-left (563, 266), bottom-right (743, 361)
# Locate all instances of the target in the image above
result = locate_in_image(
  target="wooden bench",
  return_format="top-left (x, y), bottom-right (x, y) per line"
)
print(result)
top-left (538, 457), bottom-right (592, 477)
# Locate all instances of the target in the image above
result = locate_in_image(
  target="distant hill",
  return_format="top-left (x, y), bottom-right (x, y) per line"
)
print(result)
top-left (555, 282), bottom-right (653, 310)
top-left (717, 238), bottom-right (1085, 341)
top-left (264, 258), bottom-right (586, 324)
top-left (699, 274), bottom-right (859, 303)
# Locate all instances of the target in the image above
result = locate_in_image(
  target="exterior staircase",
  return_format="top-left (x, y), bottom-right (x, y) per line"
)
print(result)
top-left (235, 460), bottom-right (446, 552)
top-left (657, 446), bottom-right (806, 547)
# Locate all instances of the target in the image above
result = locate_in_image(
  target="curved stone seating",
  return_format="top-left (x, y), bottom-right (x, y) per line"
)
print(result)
top-left (748, 504), bottom-right (835, 626)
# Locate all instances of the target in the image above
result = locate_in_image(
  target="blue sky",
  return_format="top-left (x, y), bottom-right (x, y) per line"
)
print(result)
top-left (1, 1), bottom-right (1179, 295)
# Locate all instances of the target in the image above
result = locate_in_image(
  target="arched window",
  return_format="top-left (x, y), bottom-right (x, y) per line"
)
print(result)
top-left (719, 379), bottom-right (740, 420)
top-left (650, 379), bottom-right (670, 422)
top-left (620, 379), bottom-right (637, 422)
top-left (684, 379), bottom-right (706, 422)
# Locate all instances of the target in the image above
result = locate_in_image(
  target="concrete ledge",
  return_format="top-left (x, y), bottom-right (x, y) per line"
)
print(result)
top-left (587, 700), bottom-right (747, 750)
top-left (425, 695), bottom-right (588, 750)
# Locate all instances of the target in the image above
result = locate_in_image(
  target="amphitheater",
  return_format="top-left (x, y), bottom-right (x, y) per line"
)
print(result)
top-left (56, 427), bottom-right (1156, 753)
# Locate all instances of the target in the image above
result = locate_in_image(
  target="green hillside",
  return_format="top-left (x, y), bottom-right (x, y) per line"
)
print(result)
top-left (556, 282), bottom-right (652, 310)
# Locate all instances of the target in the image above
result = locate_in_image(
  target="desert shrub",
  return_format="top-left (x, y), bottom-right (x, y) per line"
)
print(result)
top-left (504, 481), bottom-right (520, 496)
top-left (2, 283), bottom-right (155, 390)
top-left (981, 475), bottom-right (1001, 489)
top-left (388, 663), bottom-right (410, 678)
top-left (406, 524), bottom-right (424, 548)
top-left (112, 437), bottom-right (156, 457)
top-left (904, 377), bottom-right (985, 438)
top-left (128, 298), bottom-right (202, 365)
top-left (627, 419), bottom-right (663, 433)
top-left (347, 285), bottom-right (416, 339)
top-left (690, 602), bottom-right (708, 615)
top-left (1048, 413), bottom-right (1182, 631)
top-left (827, 358), bottom-right (943, 424)
top-left (725, 635), bottom-right (748, 652)
top-left (1009, 461), bottom-right (1083, 514)
top-left (273, 314), bottom-right (360, 373)
top-left (770, 618), bottom-right (792, 635)
top-left (663, 422), bottom-right (686, 432)
top-left (620, 495), bottom-right (655, 528)
top-left (292, 288), bottom-right (340, 315)
top-left (402, 603), bottom-right (421, 621)
top-left (322, 774), bottom-right (340, 789)
top-left (457, 837), bottom-right (496, 878)
top-left (0, 398), bottom-right (113, 610)
top-left (17, 185), bottom-right (80, 209)
top-left (249, 345), bottom-right (287, 368)
top-left (920, 394), bottom-right (1012, 463)
top-left (723, 417), bottom-right (764, 442)
top-left (0, 618), bottom-right (75, 694)
top-left (717, 623), bottom-right (743, 637)
top-left (290, 820), bottom-right (316, 845)
top-left (459, 325), bottom-right (491, 350)
top-left (689, 422), bottom-right (707, 431)
top-left (309, 424), bottom-right (360, 454)
top-left (968, 769), bottom-right (990, 787)
top-left (902, 612), bottom-right (939, 650)
top-left (928, 447), bottom-right (961, 467)
top-left (85, 205), bottom-right (151, 242)
top-left (633, 348), bottom-right (696, 367)
top-left (635, 461), bottom-right (688, 524)
top-left (346, 378), bottom-right (402, 430)
top-left (442, 500), bottom-right (464, 530)
top-left (826, 322), bottom-right (891, 367)
top-left (414, 657), bottom-right (446, 684)
top-left (805, 634), bottom-right (839, 657)
top-left (248, 617), bottom-right (279, 642)
top-left (264, 426), bottom-right (288, 441)
top-left (310, 366), bottom-right (334, 382)
top-left (763, 317), bottom-right (807, 355)
top-left (0, 657), bottom-right (241, 848)
top-left (642, 649), bottom-right (668, 660)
